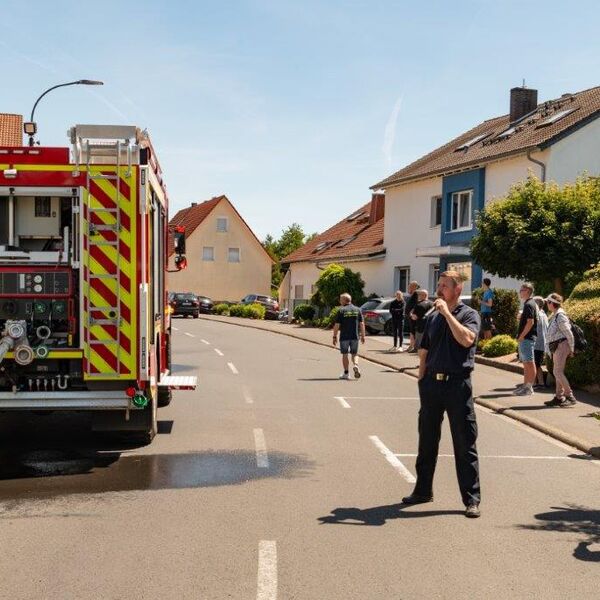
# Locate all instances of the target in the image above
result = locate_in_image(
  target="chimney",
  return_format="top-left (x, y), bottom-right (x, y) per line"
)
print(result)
top-left (510, 86), bottom-right (538, 123)
top-left (191, 202), bottom-right (198, 207)
top-left (369, 192), bottom-right (385, 225)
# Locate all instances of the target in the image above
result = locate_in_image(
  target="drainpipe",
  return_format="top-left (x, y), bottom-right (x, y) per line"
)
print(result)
top-left (526, 149), bottom-right (546, 182)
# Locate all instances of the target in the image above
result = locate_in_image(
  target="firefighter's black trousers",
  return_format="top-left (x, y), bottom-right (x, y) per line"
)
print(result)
top-left (414, 375), bottom-right (481, 506)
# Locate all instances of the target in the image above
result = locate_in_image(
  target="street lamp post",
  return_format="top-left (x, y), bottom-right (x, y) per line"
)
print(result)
top-left (24, 79), bottom-right (104, 146)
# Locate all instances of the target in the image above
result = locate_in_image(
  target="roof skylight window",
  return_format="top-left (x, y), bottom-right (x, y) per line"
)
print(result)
top-left (347, 210), bottom-right (365, 221)
top-left (496, 126), bottom-right (516, 140)
top-left (337, 236), bottom-right (357, 248)
top-left (536, 108), bottom-right (577, 128)
top-left (314, 242), bottom-right (329, 251)
top-left (455, 132), bottom-right (490, 151)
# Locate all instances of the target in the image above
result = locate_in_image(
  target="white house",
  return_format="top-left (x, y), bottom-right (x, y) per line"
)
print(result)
top-left (280, 193), bottom-right (387, 309)
top-left (372, 85), bottom-right (600, 295)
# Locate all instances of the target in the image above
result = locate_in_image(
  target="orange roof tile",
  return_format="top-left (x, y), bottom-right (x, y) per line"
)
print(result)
top-left (0, 114), bottom-right (23, 147)
top-left (282, 199), bottom-right (385, 264)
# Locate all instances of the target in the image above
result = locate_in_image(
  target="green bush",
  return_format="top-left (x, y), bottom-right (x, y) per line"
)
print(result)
top-left (481, 334), bottom-right (518, 357)
top-left (245, 303), bottom-right (266, 319)
top-left (471, 287), bottom-right (519, 336)
top-left (229, 304), bottom-right (245, 317)
top-left (213, 303), bottom-right (230, 316)
top-left (477, 338), bottom-right (490, 353)
top-left (563, 263), bottom-right (600, 386)
top-left (294, 304), bottom-right (316, 321)
top-left (314, 264), bottom-right (365, 308)
top-left (322, 306), bottom-right (340, 329)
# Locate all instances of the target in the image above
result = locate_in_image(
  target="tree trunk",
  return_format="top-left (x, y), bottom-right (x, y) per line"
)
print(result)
top-left (553, 277), bottom-right (564, 297)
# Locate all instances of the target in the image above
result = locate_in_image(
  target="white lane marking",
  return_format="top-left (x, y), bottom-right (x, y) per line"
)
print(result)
top-left (254, 429), bottom-right (269, 468)
top-left (257, 540), bottom-right (277, 600)
top-left (243, 387), bottom-right (254, 404)
top-left (214, 348), bottom-right (224, 356)
top-left (228, 362), bottom-right (239, 375)
top-left (369, 435), bottom-right (416, 483)
top-left (395, 453), bottom-right (573, 460)
top-left (184, 332), bottom-right (195, 338)
top-left (172, 326), bottom-right (179, 331)
top-left (201, 339), bottom-right (210, 345)
top-left (344, 396), bottom-right (418, 400)
top-left (335, 396), bottom-right (351, 408)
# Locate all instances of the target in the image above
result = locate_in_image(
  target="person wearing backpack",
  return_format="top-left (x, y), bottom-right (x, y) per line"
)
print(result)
top-left (544, 293), bottom-right (576, 408)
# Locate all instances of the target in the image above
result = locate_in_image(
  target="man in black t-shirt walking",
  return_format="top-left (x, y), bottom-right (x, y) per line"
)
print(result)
top-left (332, 293), bottom-right (366, 379)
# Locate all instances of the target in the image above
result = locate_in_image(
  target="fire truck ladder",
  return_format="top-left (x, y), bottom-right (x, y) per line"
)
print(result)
top-left (83, 137), bottom-right (132, 378)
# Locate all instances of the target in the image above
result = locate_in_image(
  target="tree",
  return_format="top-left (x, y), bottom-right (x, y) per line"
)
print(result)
top-left (313, 263), bottom-right (365, 308)
top-left (263, 224), bottom-right (318, 292)
top-left (470, 176), bottom-right (600, 295)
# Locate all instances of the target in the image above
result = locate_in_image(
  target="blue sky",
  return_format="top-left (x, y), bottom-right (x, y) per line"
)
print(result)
top-left (3, 0), bottom-right (600, 240)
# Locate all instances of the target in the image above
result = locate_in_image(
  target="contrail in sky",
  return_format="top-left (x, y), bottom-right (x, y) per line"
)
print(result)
top-left (383, 94), bottom-right (403, 168)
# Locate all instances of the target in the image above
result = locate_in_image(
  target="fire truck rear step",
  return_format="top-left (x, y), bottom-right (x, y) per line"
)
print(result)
top-left (158, 375), bottom-right (197, 390)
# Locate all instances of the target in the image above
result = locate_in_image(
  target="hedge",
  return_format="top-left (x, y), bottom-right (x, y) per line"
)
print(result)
top-left (481, 334), bottom-right (518, 358)
top-left (294, 304), bottom-right (316, 322)
top-left (213, 303), bottom-right (230, 315)
top-left (563, 263), bottom-right (600, 386)
top-left (471, 287), bottom-right (519, 336)
top-left (229, 303), bottom-right (266, 320)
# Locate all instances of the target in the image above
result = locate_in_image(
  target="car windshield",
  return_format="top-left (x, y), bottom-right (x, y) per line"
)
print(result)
top-left (361, 300), bottom-right (381, 311)
top-left (257, 296), bottom-right (272, 303)
top-left (380, 301), bottom-right (392, 310)
top-left (175, 293), bottom-right (196, 300)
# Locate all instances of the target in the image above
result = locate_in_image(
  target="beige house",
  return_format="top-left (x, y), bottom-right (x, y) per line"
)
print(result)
top-left (168, 195), bottom-right (273, 302)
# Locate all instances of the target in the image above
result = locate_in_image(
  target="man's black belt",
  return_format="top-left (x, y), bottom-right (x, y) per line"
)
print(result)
top-left (425, 370), bottom-right (471, 381)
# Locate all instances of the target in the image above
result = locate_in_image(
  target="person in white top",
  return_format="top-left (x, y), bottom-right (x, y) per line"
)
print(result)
top-left (544, 293), bottom-right (576, 408)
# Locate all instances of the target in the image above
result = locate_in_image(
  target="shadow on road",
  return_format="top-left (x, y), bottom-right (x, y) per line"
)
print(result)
top-left (518, 504), bottom-right (600, 562)
top-left (317, 504), bottom-right (463, 526)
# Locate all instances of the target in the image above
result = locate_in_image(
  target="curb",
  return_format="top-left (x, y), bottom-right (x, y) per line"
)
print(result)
top-left (475, 355), bottom-right (524, 375)
top-left (199, 315), bottom-right (600, 458)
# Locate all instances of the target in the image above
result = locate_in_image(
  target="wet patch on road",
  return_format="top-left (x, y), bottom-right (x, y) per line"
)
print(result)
top-left (0, 449), bottom-right (314, 507)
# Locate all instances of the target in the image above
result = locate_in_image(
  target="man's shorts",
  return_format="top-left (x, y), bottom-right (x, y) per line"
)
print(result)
top-left (340, 340), bottom-right (359, 355)
top-left (518, 338), bottom-right (535, 363)
top-left (481, 313), bottom-right (494, 332)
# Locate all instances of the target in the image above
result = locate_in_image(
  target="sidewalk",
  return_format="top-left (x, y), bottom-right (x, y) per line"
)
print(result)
top-left (199, 315), bottom-right (600, 457)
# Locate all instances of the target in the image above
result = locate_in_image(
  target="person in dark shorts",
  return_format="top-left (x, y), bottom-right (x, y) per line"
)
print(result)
top-left (514, 282), bottom-right (538, 396)
top-left (332, 293), bottom-right (366, 379)
top-left (405, 281), bottom-right (420, 352)
top-left (410, 289), bottom-right (433, 349)
top-left (388, 290), bottom-right (405, 353)
top-left (402, 270), bottom-right (482, 518)
top-left (480, 278), bottom-right (494, 340)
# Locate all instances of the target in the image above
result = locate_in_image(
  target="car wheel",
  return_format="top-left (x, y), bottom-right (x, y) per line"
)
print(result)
top-left (193, 312), bottom-right (199, 319)
top-left (366, 326), bottom-right (378, 335)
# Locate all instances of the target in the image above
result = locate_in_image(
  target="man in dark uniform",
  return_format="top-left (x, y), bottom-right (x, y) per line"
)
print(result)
top-left (388, 290), bottom-right (405, 352)
top-left (402, 270), bottom-right (482, 518)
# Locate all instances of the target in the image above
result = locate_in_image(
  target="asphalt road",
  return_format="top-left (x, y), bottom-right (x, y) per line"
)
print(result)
top-left (0, 318), bottom-right (599, 599)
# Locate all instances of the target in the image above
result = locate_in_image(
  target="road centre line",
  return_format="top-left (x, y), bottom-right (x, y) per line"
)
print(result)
top-left (201, 339), bottom-right (210, 345)
top-left (257, 540), bottom-right (277, 600)
top-left (228, 362), bottom-right (239, 375)
top-left (335, 396), bottom-right (351, 408)
top-left (172, 326), bottom-right (179, 331)
top-left (254, 428), bottom-right (269, 468)
top-left (214, 348), bottom-right (224, 356)
top-left (369, 435), bottom-right (416, 483)
top-left (184, 332), bottom-right (195, 338)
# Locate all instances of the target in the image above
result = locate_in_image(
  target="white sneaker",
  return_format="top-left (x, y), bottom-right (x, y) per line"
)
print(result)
top-left (339, 372), bottom-right (350, 380)
top-left (353, 365), bottom-right (361, 379)
top-left (513, 385), bottom-right (534, 396)
top-left (396, 346), bottom-right (404, 353)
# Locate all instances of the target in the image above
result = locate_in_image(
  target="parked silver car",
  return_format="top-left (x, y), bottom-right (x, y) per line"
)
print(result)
top-left (360, 297), bottom-right (397, 335)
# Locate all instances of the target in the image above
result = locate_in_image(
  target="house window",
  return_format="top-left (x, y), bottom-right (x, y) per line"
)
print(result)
top-left (228, 247), bottom-right (240, 263)
top-left (394, 266), bottom-right (410, 293)
top-left (430, 196), bottom-right (442, 227)
top-left (216, 217), bottom-right (228, 232)
top-left (450, 190), bottom-right (472, 231)
top-left (294, 285), bottom-right (304, 299)
top-left (430, 264), bottom-right (440, 291)
top-left (202, 246), bottom-right (214, 261)
top-left (35, 197), bottom-right (52, 217)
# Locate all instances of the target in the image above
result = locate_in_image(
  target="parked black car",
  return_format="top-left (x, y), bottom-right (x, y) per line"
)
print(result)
top-left (197, 296), bottom-right (214, 314)
top-left (169, 292), bottom-right (200, 318)
top-left (241, 294), bottom-right (280, 320)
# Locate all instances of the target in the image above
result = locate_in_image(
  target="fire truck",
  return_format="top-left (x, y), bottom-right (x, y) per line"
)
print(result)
top-left (0, 124), bottom-right (196, 443)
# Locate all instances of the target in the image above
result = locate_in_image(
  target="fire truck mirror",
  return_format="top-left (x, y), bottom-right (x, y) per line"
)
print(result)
top-left (173, 228), bottom-right (186, 255)
top-left (174, 255), bottom-right (187, 271)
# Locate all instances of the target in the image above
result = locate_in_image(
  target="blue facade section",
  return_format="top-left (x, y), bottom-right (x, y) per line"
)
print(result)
top-left (439, 168), bottom-right (486, 289)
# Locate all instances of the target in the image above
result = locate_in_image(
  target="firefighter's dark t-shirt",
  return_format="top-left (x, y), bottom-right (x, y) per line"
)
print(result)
top-left (336, 304), bottom-right (363, 341)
